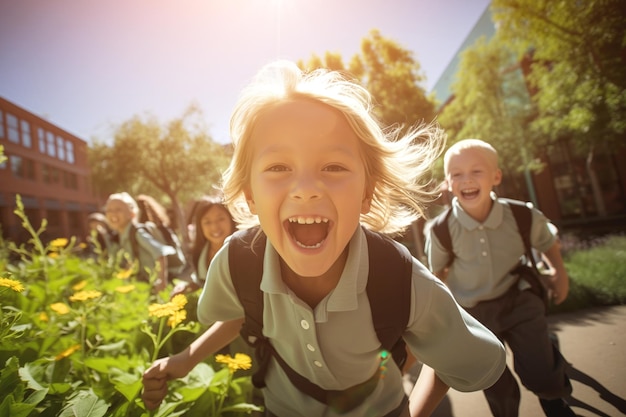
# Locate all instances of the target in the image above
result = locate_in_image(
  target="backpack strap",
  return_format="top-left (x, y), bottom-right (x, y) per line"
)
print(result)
top-left (501, 198), bottom-right (536, 269)
top-left (430, 207), bottom-right (454, 267)
top-left (228, 225), bottom-right (412, 407)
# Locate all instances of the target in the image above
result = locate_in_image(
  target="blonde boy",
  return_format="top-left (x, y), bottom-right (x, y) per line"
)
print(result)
top-left (105, 192), bottom-right (175, 292)
top-left (426, 139), bottom-right (574, 417)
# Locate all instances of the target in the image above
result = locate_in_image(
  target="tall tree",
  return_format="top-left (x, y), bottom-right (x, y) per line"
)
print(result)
top-left (491, 0), bottom-right (626, 214)
top-left (437, 36), bottom-right (541, 182)
top-left (89, 105), bottom-right (230, 239)
top-left (301, 30), bottom-right (436, 133)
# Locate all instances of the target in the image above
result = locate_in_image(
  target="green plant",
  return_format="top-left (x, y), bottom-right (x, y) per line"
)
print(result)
top-left (0, 195), bottom-right (261, 416)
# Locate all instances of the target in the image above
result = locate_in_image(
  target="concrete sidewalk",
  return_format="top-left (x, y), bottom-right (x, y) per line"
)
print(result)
top-left (431, 305), bottom-right (626, 417)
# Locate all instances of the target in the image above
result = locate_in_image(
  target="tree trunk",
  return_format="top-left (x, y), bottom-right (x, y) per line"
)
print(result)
top-left (586, 148), bottom-right (607, 217)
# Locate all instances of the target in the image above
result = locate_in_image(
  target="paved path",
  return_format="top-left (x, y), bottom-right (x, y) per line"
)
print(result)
top-left (430, 305), bottom-right (626, 417)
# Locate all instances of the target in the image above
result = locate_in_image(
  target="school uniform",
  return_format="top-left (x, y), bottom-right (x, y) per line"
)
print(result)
top-left (426, 194), bottom-right (573, 417)
top-left (199, 226), bottom-right (506, 417)
top-left (119, 222), bottom-right (176, 280)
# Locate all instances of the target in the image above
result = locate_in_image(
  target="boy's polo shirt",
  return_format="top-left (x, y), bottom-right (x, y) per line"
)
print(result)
top-left (119, 222), bottom-right (176, 273)
top-left (426, 195), bottom-right (556, 308)
top-left (199, 226), bottom-right (506, 417)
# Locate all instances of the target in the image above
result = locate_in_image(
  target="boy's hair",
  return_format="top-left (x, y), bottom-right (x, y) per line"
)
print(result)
top-left (222, 60), bottom-right (446, 236)
top-left (106, 192), bottom-right (139, 217)
top-left (443, 139), bottom-right (499, 176)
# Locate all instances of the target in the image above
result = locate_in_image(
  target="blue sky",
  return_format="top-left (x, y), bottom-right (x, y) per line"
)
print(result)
top-left (0, 0), bottom-right (490, 145)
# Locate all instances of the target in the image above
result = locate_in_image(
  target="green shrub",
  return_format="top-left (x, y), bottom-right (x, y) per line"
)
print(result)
top-left (549, 235), bottom-right (626, 314)
top-left (0, 195), bottom-right (261, 417)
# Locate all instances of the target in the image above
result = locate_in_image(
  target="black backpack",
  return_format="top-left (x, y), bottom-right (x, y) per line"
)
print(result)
top-left (228, 225), bottom-right (413, 409)
top-left (430, 198), bottom-right (548, 306)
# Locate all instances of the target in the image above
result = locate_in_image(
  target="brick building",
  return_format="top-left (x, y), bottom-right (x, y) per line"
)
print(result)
top-left (0, 96), bottom-right (101, 245)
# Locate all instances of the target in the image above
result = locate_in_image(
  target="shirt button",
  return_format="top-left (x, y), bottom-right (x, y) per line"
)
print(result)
top-left (300, 320), bottom-right (310, 330)
top-left (313, 360), bottom-right (323, 368)
top-left (306, 344), bottom-right (316, 352)
top-left (478, 225), bottom-right (484, 230)
top-left (482, 251), bottom-right (488, 257)
top-left (480, 238), bottom-right (485, 243)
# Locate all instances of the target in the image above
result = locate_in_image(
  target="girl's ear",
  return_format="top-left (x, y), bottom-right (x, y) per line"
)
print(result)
top-left (243, 188), bottom-right (257, 215)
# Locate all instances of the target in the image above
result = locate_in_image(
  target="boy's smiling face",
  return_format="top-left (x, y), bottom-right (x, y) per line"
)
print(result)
top-left (446, 147), bottom-right (502, 220)
top-left (105, 199), bottom-right (134, 232)
top-left (245, 99), bottom-right (371, 278)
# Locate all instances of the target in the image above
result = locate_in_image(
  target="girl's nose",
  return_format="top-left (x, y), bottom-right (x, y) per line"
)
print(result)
top-left (290, 172), bottom-right (321, 201)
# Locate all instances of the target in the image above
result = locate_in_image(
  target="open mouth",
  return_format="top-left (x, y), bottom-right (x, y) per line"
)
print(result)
top-left (287, 216), bottom-right (330, 249)
top-left (461, 188), bottom-right (479, 199)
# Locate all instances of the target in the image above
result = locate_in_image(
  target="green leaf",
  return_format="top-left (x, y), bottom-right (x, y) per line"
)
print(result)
top-left (58, 389), bottom-right (109, 417)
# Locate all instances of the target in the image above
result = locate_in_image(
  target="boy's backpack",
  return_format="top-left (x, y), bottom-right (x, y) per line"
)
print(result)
top-left (431, 198), bottom-right (548, 306)
top-left (228, 225), bottom-right (412, 409)
top-left (129, 222), bottom-right (187, 274)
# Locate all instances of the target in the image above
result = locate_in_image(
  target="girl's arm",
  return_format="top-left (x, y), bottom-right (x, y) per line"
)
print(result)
top-left (408, 365), bottom-right (450, 417)
top-left (142, 318), bottom-right (244, 410)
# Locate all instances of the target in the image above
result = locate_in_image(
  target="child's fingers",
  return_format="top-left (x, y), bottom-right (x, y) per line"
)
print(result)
top-left (142, 376), bottom-right (168, 410)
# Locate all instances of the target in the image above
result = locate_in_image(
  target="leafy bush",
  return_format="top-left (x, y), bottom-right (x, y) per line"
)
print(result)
top-left (0, 196), bottom-right (262, 417)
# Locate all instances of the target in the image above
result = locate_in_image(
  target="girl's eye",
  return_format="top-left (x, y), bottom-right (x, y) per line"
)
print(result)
top-left (266, 165), bottom-right (289, 172)
top-left (323, 164), bottom-right (346, 172)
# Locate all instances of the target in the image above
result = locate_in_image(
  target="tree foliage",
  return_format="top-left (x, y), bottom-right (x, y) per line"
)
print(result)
top-left (89, 105), bottom-right (230, 234)
top-left (491, 0), bottom-right (626, 154)
top-left (299, 30), bottom-right (436, 133)
top-left (438, 37), bottom-right (542, 176)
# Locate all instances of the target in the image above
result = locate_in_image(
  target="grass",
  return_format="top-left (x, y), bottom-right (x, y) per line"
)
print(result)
top-left (548, 234), bottom-right (626, 314)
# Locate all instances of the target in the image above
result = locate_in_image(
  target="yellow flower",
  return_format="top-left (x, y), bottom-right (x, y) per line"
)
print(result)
top-left (148, 302), bottom-right (178, 318)
top-left (0, 277), bottom-right (25, 292)
top-left (69, 290), bottom-right (102, 302)
top-left (50, 302), bottom-right (70, 315)
top-left (116, 269), bottom-right (133, 280)
top-left (39, 312), bottom-right (49, 322)
top-left (72, 280), bottom-right (87, 291)
top-left (48, 252), bottom-right (59, 259)
top-left (171, 294), bottom-right (188, 309)
top-left (115, 284), bottom-right (135, 293)
top-left (55, 344), bottom-right (80, 360)
top-left (215, 353), bottom-right (252, 373)
top-left (78, 242), bottom-right (87, 249)
top-left (167, 309), bottom-right (187, 327)
top-left (50, 238), bottom-right (68, 249)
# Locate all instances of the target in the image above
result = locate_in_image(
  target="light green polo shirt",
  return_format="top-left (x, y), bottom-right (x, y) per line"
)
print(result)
top-left (199, 226), bottom-right (506, 417)
top-left (119, 222), bottom-right (176, 276)
top-left (426, 194), bottom-right (557, 308)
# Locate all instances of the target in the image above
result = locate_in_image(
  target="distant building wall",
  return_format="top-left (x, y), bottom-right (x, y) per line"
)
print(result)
top-left (0, 96), bottom-right (101, 245)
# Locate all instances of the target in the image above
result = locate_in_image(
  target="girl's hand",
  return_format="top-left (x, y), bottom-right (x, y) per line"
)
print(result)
top-left (142, 355), bottom-right (190, 410)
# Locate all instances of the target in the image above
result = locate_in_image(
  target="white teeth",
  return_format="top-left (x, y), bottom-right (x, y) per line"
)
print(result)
top-left (295, 239), bottom-right (324, 249)
top-left (288, 217), bottom-right (329, 224)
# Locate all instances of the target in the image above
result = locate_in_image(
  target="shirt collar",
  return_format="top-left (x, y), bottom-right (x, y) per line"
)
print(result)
top-left (259, 226), bottom-right (367, 313)
top-left (452, 192), bottom-right (504, 230)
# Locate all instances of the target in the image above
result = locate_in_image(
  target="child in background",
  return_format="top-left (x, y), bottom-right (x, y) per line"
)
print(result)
top-left (171, 196), bottom-right (237, 296)
top-left (425, 139), bottom-right (574, 417)
top-left (105, 192), bottom-right (175, 292)
top-left (142, 61), bottom-right (506, 417)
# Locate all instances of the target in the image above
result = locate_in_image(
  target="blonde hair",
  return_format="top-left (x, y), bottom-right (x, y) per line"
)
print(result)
top-left (444, 139), bottom-right (499, 176)
top-left (106, 192), bottom-right (139, 217)
top-left (222, 60), bottom-right (446, 236)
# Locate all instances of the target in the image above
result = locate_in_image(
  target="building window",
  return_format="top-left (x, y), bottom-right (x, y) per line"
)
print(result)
top-left (7, 113), bottom-right (19, 143)
top-left (0, 110), bottom-right (4, 139)
top-left (10, 155), bottom-right (35, 180)
top-left (65, 140), bottom-right (75, 164)
top-left (57, 136), bottom-right (65, 161)
top-left (38, 128), bottom-right (46, 153)
top-left (20, 120), bottom-right (32, 148)
top-left (46, 131), bottom-right (56, 157)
